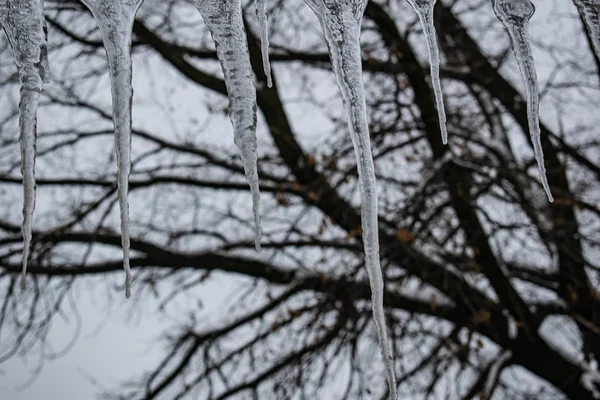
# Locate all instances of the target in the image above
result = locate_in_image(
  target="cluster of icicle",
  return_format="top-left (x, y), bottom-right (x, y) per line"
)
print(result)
top-left (2, 0), bottom-right (600, 397)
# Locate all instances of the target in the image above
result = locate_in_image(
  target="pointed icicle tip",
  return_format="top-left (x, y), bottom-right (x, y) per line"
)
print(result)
top-left (542, 175), bottom-right (554, 203)
top-left (253, 186), bottom-right (262, 251)
top-left (20, 248), bottom-right (28, 290)
top-left (125, 271), bottom-right (132, 298)
top-left (255, 238), bottom-right (262, 252)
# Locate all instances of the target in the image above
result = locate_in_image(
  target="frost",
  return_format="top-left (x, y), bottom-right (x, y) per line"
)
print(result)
top-left (406, 0), bottom-right (447, 144)
top-left (80, 0), bottom-right (146, 298)
top-left (303, 0), bottom-right (397, 397)
top-left (573, 1), bottom-right (600, 60)
top-left (256, 0), bottom-right (273, 87)
top-left (492, 0), bottom-right (553, 202)
top-left (195, 0), bottom-right (262, 251)
top-left (0, 0), bottom-right (50, 290)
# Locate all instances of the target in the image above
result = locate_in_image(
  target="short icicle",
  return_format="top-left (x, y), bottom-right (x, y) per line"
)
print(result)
top-left (406, 0), bottom-right (448, 144)
top-left (492, 0), bottom-right (553, 202)
top-left (303, 1), bottom-right (397, 398)
top-left (80, 0), bottom-right (146, 297)
top-left (195, 0), bottom-right (262, 251)
top-left (256, 0), bottom-right (273, 87)
top-left (0, 0), bottom-right (50, 290)
top-left (573, 0), bottom-right (600, 60)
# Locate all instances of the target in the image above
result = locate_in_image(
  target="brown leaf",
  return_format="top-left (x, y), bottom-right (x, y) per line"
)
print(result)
top-left (430, 294), bottom-right (437, 311)
top-left (471, 309), bottom-right (491, 325)
top-left (396, 228), bottom-right (415, 243)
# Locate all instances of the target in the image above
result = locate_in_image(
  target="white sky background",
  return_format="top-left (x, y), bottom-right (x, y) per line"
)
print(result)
top-left (0, 0), bottom-right (596, 399)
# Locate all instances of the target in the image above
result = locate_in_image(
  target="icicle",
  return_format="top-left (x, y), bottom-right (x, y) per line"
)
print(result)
top-left (80, 0), bottom-right (145, 298)
top-left (195, 0), bottom-right (262, 251)
top-left (0, 0), bottom-right (50, 290)
top-left (573, 0), bottom-right (600, 60)
top-left (406, 0), bottom-right (447, 144)
top-left (492, 0), bottom-right (553, 202)
top-left (256, 0), bottom-right (273, 87)
top-left (303, 1), bottom-right (397, 398)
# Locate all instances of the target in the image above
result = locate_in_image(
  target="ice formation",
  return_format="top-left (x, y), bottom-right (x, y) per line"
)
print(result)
top-left (4, 1), bottom-right (592, 396)
top-left (256, 0), bottom-right (273, 87)
top-left (0, 0), bottom-right (50, 290)
top-left (80, 0), bottom-right (146, 298)
top-left (492, 0), bottom-right (553, 202)
top-left (194, 0), bottom-right (262, 251)
top-left (406, 0), bottom-right (448, 144)
top-left (303, 0), bottom-right (397, 398)
top-left (573, 1), bottom-right (600, 60)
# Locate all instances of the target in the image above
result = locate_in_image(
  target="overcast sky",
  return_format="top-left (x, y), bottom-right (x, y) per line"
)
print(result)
top-left (0, 0), bottom-right (592, 399)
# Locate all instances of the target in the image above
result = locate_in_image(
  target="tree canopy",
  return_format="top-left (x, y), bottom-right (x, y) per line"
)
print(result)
top-left (0, 0), bottom-right (599, 399)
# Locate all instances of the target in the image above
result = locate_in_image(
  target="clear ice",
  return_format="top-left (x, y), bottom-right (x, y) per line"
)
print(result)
top-left (303, 0), bottom-right (397, 398)
top-left (0, 0), bottom-right (50, 290)
top-left (492, 0), bottom-right (554, 202)
top-left (195, 0), bottom-right (262, 251)
top-left (80, 0), bottom-right (146, 298)
top-left (256, 0), bottom-right (273, 87)
top-left (406, 0), bottom-right (448, 144)
top-left (573, 0), bottom-right (600, 60)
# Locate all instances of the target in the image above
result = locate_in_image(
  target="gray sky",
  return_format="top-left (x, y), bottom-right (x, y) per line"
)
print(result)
top-left (0, 0), bottom-right (596, 399)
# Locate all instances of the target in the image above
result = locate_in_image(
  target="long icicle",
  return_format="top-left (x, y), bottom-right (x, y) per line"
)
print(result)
top-left (406, 0), bottom-right (447, 144)
top-left (256, 0), bottom-right (273, 87)
top-left (80, 0), bottom-right (145, 297)
top-left (303, 1), bottom-right (397, 398)
top-left (195, 0), bottom-right (262, 251)
top-left (0, 0), bottom-right (50, 290)
top-left (492, 0), bottom-right (553, 202)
